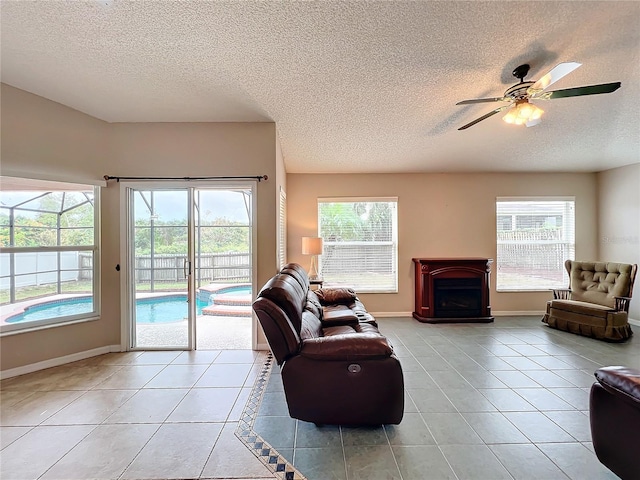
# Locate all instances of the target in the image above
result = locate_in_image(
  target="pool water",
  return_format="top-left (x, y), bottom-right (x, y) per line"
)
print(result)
top-left (6, 295), bottom-right (214, 324)
top-left (5, 297), bottom-right (94, 323)
top-left (135, 295), bottom-right (209, 324)
top-left (214, 286), bottom-right (251, 296)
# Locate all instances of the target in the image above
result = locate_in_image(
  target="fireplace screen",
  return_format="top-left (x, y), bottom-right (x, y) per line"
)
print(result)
top-left (433, 278), bottom-right (482, 318)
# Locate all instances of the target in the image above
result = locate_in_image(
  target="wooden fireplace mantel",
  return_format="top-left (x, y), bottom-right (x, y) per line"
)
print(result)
top-left (412, 258), bottom-right (494, 323)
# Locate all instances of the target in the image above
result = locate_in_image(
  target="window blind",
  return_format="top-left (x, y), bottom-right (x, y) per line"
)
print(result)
top-left (278, 187), bottom-right (287, 269)
top-left (496, 197), bottom-right (575, 291)
top-left (318, 198), bottom-right (398, 293)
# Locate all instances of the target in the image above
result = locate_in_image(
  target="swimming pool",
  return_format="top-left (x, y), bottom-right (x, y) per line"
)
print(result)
top-left (4, 293), bottom-right (242, 325)
top-left (5, 297), bottom-right (95, 323)
top-left (135, 295), bottom-right (208, 323)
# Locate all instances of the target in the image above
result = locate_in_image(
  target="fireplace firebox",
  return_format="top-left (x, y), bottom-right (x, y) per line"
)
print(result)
top-left (413, 258), bottom-right (494, 323)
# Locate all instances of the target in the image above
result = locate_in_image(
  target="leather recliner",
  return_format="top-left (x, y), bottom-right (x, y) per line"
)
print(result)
top-left (252, 263), bottom-right (404, 426)
top-left (590, 366), bottom-right (640, 479)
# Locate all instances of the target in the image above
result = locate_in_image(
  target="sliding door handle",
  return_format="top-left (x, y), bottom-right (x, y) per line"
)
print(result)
top-left (183, 259), bottom-right (192, 277)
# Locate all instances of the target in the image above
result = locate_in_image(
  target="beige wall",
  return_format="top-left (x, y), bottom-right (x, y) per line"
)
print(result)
top-left (287, 173), bottom-right (599, 315)
top-left (1, 84), bottom-right (278, 371)
top-left (597, 163), bottom-right (640, 321)
top-left (1, 84), bottom-right (110, 181)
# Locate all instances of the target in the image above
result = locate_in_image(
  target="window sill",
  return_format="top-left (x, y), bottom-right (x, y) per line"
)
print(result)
top-left (0, 315), bottom-right (100, 337)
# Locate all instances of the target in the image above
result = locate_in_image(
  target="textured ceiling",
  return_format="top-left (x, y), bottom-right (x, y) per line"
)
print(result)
top-left (1, 1), bottom-right (639, 173)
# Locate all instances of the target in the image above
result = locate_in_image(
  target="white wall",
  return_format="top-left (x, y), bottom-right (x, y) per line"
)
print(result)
top-left (598, 163), bottom-right (640, 321)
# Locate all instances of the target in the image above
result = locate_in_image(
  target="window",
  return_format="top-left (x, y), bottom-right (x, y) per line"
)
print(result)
top-left (318, 198), bottom-right (398, 293)
top-left (496, 197), bottom-right (575, 291)
top-left (1, 177), bottom-right (100, 333)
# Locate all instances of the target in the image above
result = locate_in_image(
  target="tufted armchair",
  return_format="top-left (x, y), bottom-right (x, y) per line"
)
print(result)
top-left (542, 260), bottom-right (637, 341)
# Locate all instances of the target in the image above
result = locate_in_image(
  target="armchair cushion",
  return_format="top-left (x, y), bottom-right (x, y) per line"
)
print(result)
top-left (567, 261), bottom-right (635, 308)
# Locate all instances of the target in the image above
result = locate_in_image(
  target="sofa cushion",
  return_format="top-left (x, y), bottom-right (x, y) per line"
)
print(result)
top-left (304, 290), bottom-right (323, 318)
top-left (315, 287), bottom-right (357, 305)
top-left (300, 310), bottom-right (323, 339)
top-left (257, 273), bottom-right (307, 333)
top-left (300, 333), bottom-right (393, 361)
top-left (280, 263), bottom-right (310, 293)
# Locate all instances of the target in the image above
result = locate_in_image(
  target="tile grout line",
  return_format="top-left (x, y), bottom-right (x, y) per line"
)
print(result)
top-left (234, 353), bottom-right (307, 480)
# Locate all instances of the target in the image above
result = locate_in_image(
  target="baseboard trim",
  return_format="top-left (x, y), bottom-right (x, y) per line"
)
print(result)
top-left (493, 311), bottom-right (545, 317)
top-left (0, 344), bottom-right (121, 380)
top-left (372, 311), bottom-right (545, 318)
top-left (629, 318), bottom-right (640, 326)
top-left (371, 312), bottom-right (412, 318)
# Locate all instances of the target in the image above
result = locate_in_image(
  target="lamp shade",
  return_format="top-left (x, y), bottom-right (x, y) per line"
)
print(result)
top-left (301, 236), bottom-right (323, 255)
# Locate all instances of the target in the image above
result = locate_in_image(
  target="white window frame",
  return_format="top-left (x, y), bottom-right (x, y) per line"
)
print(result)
top-left (496, 196), bottom-right (575, 292)
top-left (317, 197), bottom-right (398, 293)
top-left (0, 178), bottom-right (101, 335)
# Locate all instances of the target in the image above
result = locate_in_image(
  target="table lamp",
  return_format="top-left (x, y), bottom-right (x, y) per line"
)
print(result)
top-left (301, 236), bottom-right (323, 280)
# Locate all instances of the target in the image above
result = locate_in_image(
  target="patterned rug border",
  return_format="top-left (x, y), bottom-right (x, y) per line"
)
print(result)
top-left (235, 352), bottom-right (307, 480)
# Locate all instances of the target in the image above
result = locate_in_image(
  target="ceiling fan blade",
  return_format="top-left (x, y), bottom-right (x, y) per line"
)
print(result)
top-left (529, 62), bottom-right (582, 92)
top-left (458, 106), bottom-right (509, 130)
top-left (456, 97), bottom-right (506, 105)
top-left (545, 82), bottom-right (621, 99)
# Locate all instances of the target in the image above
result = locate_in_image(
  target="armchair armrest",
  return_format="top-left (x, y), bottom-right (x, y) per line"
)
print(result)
top-left (595, 366), bottom-right (640, 409)
top-left (300, 333), bottom-right (393, 361)
top-left (552, 288), bottom-right (572, 300)
top-left (614, 296), bottom-right (632, 312)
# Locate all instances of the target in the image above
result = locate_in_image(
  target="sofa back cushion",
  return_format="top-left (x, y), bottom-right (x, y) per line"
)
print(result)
top-left (257, 273), bottom-right (307, 333)
top-left (280, 263), bottom-right (310, 294)
top-left (567, 260), bottom-right (636, 307)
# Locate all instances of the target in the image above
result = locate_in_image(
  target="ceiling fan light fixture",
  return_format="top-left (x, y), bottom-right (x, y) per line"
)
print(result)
top-left (502, 101), bottom-right (544, 126)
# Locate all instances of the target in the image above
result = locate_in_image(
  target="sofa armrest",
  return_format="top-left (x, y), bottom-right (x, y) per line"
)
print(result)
top-left (322, 305), bottom-right (359, 327)
top-left (552, 288), bottom-right (572, 300)
top-left (614, 296), bottom-right (632, 312)
top-left (299, 333), bottom-right (393, 361)
top-left (594, 366), bottom-right (640, 409)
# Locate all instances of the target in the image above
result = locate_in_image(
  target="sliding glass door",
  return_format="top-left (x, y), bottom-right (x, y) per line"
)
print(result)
top-left (124, 182), bottom-right (255, 351)
top-left (130, 188), bottom-right (194, 349)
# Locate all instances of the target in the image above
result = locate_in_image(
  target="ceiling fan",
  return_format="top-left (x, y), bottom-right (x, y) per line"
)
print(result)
top-left (456, 62), bottom-right (621, 130)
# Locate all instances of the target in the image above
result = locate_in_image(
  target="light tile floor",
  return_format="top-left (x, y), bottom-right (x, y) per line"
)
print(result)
top-left (253, 316), bottom-right (639, 480)
top-left (1, 349), bottom-right (275, 480)
top-left (1, 316), bottom-right (638, 479)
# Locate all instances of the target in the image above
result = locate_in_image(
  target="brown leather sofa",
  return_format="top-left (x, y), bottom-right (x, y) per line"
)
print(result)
top-left (252, 263), bottom-right (404, 425)
top-left (590, 366), bottom-right (640, 479)
top-left (542, 260), bottom-right (637, 341)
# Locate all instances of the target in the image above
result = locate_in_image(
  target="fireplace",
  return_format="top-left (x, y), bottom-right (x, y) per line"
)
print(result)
top-left (434, 278), bottom-right (482, 318)
top-left (413, 258), bottom-right (493, 323)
